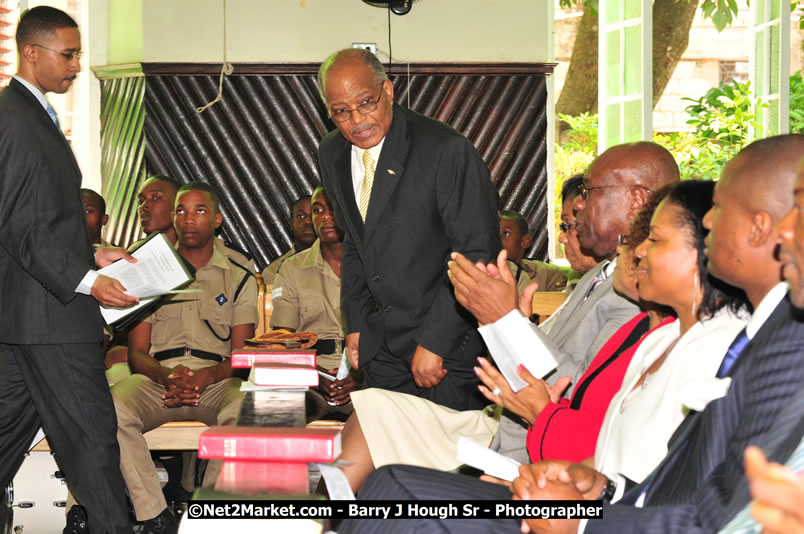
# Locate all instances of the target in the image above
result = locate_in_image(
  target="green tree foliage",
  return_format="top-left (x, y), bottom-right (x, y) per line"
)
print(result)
top-left (556, 73), bottom-right (804, 189)
top-left (791, 71), bottom-right (804, 133)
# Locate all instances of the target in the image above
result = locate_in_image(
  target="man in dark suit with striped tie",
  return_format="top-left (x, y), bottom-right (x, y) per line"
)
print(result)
top-left (0, 7), bottom-right (137, 534)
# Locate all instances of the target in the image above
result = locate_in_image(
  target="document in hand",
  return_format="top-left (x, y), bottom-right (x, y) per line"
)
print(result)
top-left (478, 311), bottom-right (558, 392)
top-left (98, 233), bottom-right (194, 327)
top-left (456, 437), bottom-right (521, 482)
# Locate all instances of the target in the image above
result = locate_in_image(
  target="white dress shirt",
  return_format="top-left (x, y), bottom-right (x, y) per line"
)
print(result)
top-left (594, 306), bottom-right (749, 483)
top-left (578, 283), bottom-right (787, 534)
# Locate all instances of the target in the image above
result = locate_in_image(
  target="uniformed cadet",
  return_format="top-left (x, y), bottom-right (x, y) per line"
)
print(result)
top-left (137, 174), bottom-right (256, 272)
top-left (500, 209), bottom-right (570, 293)
top-left (271, 185), bottom-right (358, 415)
top-left (111, 182), bottom-right (257, 533)
top-left (104, 175), bottom-right (257, 371)
top-left (81, 188), bottom-right (111, 246)
top-left (262, 195), bottom-right (316, 285)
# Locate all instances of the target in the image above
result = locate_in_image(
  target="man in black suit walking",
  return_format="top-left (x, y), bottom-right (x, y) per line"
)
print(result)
top-left (0, 7), bottom-right (137, 534)
top-left (317, 48), bottom-right (501, 411)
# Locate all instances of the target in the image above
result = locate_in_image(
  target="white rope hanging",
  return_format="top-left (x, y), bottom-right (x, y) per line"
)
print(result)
top-left (197, 0), bottom-right (233, 113)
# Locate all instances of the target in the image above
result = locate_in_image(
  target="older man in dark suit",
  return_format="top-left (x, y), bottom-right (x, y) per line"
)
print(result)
top-left (317, 48), bottom-right (501, 411)
top-left (0, 7), bottom-right (136, 534)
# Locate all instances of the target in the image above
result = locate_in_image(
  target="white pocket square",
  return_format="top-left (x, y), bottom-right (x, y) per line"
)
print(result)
top-left (681, 377), bottom-right (732, 412)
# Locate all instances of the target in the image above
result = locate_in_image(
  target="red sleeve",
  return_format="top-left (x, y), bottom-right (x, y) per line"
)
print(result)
top-left (527, 397), bottom-right (602, 463)
top-left (526, 313), bottom-right (664, 463)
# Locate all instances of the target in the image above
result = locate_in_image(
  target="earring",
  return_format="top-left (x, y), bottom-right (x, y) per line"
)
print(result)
top-left (691, 270), bottom-right (699, 318)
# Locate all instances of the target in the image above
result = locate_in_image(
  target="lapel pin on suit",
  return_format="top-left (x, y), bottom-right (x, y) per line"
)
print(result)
top-left (388, 169), bottom-right (395, 175)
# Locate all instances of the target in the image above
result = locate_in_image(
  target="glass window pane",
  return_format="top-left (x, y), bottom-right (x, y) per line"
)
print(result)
top-left (770, 0), bottom-right (780, 20)
top-left (755, 29), bottom-right (766, 96)
top-left (756, 0), bottom-right (766, 24)
top-left (605, 103), bottom-right (621, 146)
top-left (624, 99), bottom-right (643, 141)
top-left (605, 0), bottom-right (621, 25)
top-left (625, 0), bottom-right (641, 21)
top-left (606, 30), bottom-right (622, 98)
top-left (624, 26), bottom-right (641, 95)
top-left (769, 99), bottom-right (780, 134)
top-left (769, 24), bottom-right (780, 94)
top-left (756, 106), bottom-right (767, 136)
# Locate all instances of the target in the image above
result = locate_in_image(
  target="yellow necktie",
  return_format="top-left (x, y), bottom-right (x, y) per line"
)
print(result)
top-left (359, 150), bottom-right (375, 221)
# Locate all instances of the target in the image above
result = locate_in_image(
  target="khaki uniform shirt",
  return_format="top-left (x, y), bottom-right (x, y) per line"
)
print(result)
top-left (145, 245), bottom-right (258, 369)
top-left (521, 259), bottom-right (570, 292)
top-left (270, 239), bottom-right (344, 343)
top-left (215, 237), bottom-right (256, 274)
top-left (262, 247), bottom-right (295, 285)
top-left (508, 260), bottom-right (533, 296)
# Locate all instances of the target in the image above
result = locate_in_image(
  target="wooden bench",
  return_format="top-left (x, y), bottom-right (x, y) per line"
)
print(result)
top-left (143, 421), bottom-right (208, 451)
top-left (28, 420), bottom-right (208, 452)
top-left (531, 291), bottom-right (567, 323)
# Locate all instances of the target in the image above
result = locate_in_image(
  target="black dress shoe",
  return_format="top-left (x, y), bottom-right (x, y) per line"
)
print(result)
top-left (63, 505), bottom-right (89, 534)
top-left (141, 508), bottom-right (178, 534)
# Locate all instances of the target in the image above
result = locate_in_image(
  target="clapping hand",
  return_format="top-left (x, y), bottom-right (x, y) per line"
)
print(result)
top-left (448, 250), bottom-right (519, 326)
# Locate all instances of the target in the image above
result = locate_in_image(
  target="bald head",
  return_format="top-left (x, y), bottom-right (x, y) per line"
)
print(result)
top-left (720, 134), bottom-right (804, 220)
top-left (317, 48), bottom-right (387, 107)
top-left (575, 142), bottom-right (680, 260)
top-left (596, 141), bottom-right (680, 191)
top-left (703, 134), bottom-right (804, 307)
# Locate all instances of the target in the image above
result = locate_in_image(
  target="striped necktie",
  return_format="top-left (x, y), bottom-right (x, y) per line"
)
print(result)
top-left (716, 328), bottom-right (749, 378)
top-left (46, 103), bottom-right (61, 130)
top-left (718, 435), bottom-right (804, 533)
top-left (585, 262), bottom-right (610, 300)
top-left (359, 150), bottom-right (375, 222)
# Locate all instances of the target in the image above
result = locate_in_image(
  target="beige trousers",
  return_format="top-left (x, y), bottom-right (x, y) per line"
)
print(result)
top-left (112, 373), bottom-right (243, 521)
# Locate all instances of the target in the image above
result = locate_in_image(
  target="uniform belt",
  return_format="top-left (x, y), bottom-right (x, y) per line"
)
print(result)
top-left (153, 348), bottom-right (223, 363)
top-left (314, 339), bottom-right (341, 355)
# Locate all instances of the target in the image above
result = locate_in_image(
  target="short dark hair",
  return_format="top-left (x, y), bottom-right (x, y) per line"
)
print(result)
top-left (17, 6), bottom-right (77, 49)
top-left (290, 195), bottom-right (311, 218)
top-left (317, 48), bottom-right (388, 106)
top-left (312, 183), bottom-right (326, 198)
top-left (663, 180), bottom-right (750, 320)
top-left (561, 174), bottom-right (584, 203)
top-left (145, 174), bottom-right (181, 191)
top-left (500, 209), bottom-right (529, 236)
top-left (176, 181), bottom-right (220, 213)
top-left (81, 188), bottom-right (106, 214)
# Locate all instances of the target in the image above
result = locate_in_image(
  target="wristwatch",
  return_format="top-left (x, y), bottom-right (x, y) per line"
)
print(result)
top-left (597, 477), bottom-right (617, 503)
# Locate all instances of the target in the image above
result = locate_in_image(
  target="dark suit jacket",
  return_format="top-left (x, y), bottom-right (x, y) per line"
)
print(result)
top-left (0, 78), bottom-right (102, 344)
top-left (587, 296), bottom-right (804, 534)
top-left (319, 104), bottom-right (501, 372)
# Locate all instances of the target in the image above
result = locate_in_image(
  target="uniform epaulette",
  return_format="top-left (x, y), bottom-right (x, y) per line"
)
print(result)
top-left (223, 240), bottom-right (253, 260)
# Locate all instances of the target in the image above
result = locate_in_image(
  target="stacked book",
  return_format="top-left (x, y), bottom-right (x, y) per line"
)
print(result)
top-left (198, 426), bottom-right (342, 495)
top-left (235, 332), bottom-right (320, 390)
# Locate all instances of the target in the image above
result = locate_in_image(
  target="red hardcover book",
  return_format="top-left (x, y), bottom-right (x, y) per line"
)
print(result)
top-left (199, 426), bottom-right (342, 463)
top-left (231, 348), bottom-right (317, 369)
top-left (248, 362), bottom-right (319, 387)
top-left (215, 460), bottom-right (309, 495)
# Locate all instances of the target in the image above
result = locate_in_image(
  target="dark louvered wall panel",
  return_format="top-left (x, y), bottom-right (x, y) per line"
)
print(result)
top-left (99, 75), bottom-right (147, 248)
top-left (142, 63), bottom-right (552, 269)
